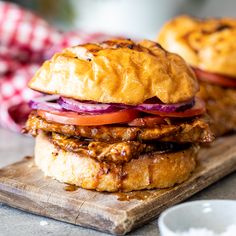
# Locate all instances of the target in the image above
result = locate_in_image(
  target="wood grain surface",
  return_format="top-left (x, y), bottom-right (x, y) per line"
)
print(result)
top-left (0, 135), bottom-right (236, 235)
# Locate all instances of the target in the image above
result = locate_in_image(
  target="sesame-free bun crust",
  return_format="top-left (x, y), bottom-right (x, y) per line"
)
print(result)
top-left (35, 132), bottom-right (197, 192)
top-left (158, 15), bottom-right (236, 77)
top-left (29, 39), bottom-right (198, 105)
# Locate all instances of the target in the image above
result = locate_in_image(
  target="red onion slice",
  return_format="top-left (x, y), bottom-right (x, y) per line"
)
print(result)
top-left (136, 99), bottom-right (195, 112)
top-left (30, 95), bottom-right (194, 115)
top-left (29, 95), bottom-right (63, 111)
top-left (58, 97), bottom-right (122, 113)
top-left (58, 97), bottom-right (195, 114)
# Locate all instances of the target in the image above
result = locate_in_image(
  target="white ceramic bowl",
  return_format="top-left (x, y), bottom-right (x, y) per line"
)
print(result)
top-left (158, 200), bottom-right (236, 236)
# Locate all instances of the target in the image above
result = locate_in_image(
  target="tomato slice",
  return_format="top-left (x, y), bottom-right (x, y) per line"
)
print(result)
top-left (192, 68), bottom-right (236, 88)
top-left (142, 97), bottom-right (205, 117)
top-left (128, 116), bottom-right (167, 127)
top-left (37, 109), bottom-right (139, 126)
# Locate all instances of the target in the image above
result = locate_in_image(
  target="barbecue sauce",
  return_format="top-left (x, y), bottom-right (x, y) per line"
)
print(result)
top-left (116, 191), bottom-right (153, 201)
top-left (64, 184), bottom-right (79, 192)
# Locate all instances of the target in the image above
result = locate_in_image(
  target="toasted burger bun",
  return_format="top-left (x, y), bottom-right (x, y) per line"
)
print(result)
top-left (29, 39), bottom-right (198, 105)
top-left (35, 132), bottom-right (197, 192)
top-left (158, 15), bottom-right (236, 78)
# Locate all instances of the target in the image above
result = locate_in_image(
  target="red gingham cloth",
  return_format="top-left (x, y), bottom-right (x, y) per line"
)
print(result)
top-left (0, 1), bottom-right (111, 132)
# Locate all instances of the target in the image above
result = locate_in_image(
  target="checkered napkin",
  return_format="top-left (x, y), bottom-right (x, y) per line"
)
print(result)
top-left (0, 1), bottom-right (110, 132)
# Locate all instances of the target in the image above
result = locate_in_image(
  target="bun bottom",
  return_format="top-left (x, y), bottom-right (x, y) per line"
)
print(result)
top-left (35, 132), bottom-right (198, 192)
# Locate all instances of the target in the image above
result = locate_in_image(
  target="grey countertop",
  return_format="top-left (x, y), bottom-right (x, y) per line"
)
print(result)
top-left (0, 127), bottom-right (236, 236)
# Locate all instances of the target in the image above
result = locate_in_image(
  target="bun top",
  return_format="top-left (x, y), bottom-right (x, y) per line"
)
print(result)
top-left (29, 38), bottom-right (198, 105)
top-left (158, 15), bottom-right (236, 78)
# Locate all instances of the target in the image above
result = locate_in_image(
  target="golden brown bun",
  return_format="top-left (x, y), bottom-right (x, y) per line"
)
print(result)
top-left (29, 39), bottom-right (198, 105)
top-left (158, 15), bottom-right (236, 77)
top-left (35, 132), bottom-right (197, 192)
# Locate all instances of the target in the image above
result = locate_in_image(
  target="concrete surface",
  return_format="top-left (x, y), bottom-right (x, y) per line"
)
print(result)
top-left (0, 127), bottom-right (236, 236)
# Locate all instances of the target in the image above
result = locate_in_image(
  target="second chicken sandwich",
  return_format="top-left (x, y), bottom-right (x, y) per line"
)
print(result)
top-left (158, 15), bottom-right (236, 136)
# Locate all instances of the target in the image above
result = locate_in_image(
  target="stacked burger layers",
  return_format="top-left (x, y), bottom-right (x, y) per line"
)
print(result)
top-left (24, 39), bottom-right (213, 192)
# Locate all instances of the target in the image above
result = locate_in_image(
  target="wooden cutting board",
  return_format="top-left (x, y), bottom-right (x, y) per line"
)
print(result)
top-left (0, 135), bottom-right (236, 235)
